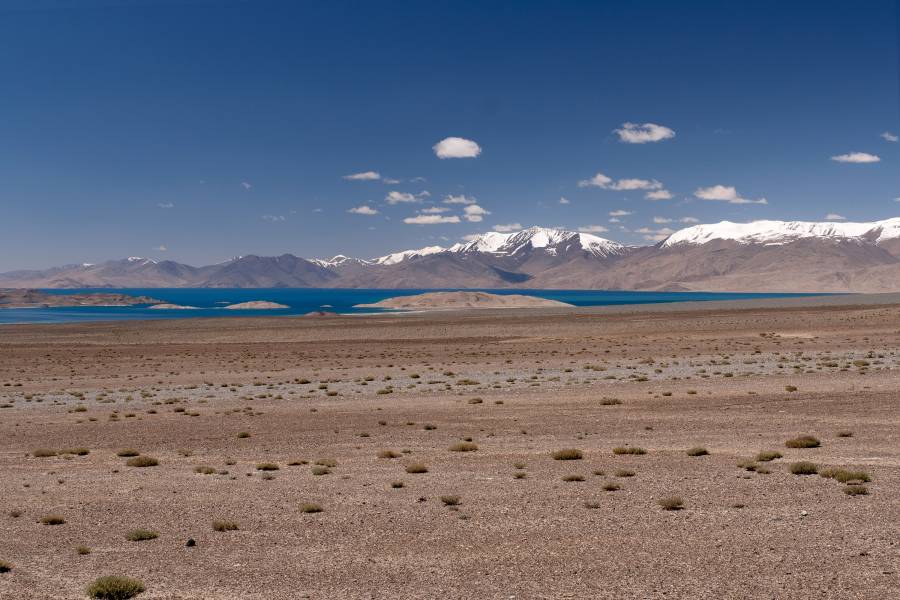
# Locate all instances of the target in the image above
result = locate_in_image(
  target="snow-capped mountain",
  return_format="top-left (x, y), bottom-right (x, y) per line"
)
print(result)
top-left (662, 218), bottom-right (900, 248)
top-left (310, 255), bottom-right (373, 268)
top-left (448, 226), bottom-right (625, 259)
top-left (372, 246), bottom-right (445, 266)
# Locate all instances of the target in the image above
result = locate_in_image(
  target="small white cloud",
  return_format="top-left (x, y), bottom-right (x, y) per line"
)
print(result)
top-left (382, 178), bottom-right (401, 184)
top-left (154, 245), bottom-right (168, 252)
top-left (386, 190), bottom-right (429, 204)
top-left (241, 181), bottom-right (252, 190)
top-left (493, 223), bottom-right (522, 232)
top-left (645, 189), bottom-right (673, 200)
top-left (694, 185), bottom-right (767, 205)
top-left (403, 214), bottom-right (461, 225)
top-left (578, 225), bottom-right (609, 233)
top-left (463, 204), bottom-right (490, 222)
top-left (653, 216), bottom-right (673, 224)
top-left (559, 196), bottom-right (570, 205)
top-left (679, 216), bottom-right (700, 223)
top-left (157, 202), bottom-right (174, 209)
top-left (614, 122), bottom-right (676, 144)
top-left (420, 206), bottom-right (450, 214)
top-left (348, 205), bottom-right (378, 215)
top-left (312, 208), bottom-right (324, 213)
top-left (831, 152), bottom-right (880, 163)
top-left (825, 213), bottom-right (846, 220)
top-left (433, 136), bottom-right (481, 159)
top-left (635, 226), bottom-right (675, 242)
top-left (609, 209), bottom-right (633, 217)
top-left (262, 214), bottom-right (285, 222)
top-left (577, 171), bottom-right (662, 191)
top-left (880, 132), bottom-right (898, 142)
top-left (443, 194), bottom-right (476, 205)
top-left (343, 171), bottom-right (380, 181)
top-left (608, 217), bottom-right (621, 223)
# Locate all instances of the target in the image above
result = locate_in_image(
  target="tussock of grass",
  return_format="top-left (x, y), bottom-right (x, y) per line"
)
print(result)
top-left (755, 450), bottom-right (782, 462)
top-left (785, 435), bottom-right (820, 449)
top-left (551, 448), bottom-right (582, 460)
top-left (212, 520), bottom-right (239, 532)
top-left (602, 482), bottom-right (620, 492)
top-left (125, 529), bottom-right (158, 542)
top-left (76, 546), bottom-right (92, 555)
top-left (614, 469), bottom-right (635, 477)
top-left (311, 466), bottom-right (330, 476)
top-left (820, 468), bottom-right (870, 483)
top-left (391, 481), bottom-right (405, 488)
top-left (686, 447), bottom-right (709, 457)
top-left (315, 458), bottom-right (338, 467)
top-left (300, 503), bottom-right (323, 513)
top-left (116, 449), bottom-right (140, 457)
top-left (255, 463), bottom-right (279, 471)
top-left (562, 474), bottom-right (585, 482)
top-left (789, 461), bottom-right (818, 475)
top-left (193, 466), bottom-right (216, 475)
top-left (440, 495), bottom-right (461, 506)
top-left (32, 448), bottom-right (57, 457)
top-left (377, 450), bottom-right (401, 459)
top-left (836, 431), bottom-right (853, 438)
top-left (612, 446), bottom-right (646, 455)
top-left (843, 485), bottom-right (868, 496)
top-left (86, 575), bottom-right (145, 599)
top-left (0, 560), bottom-right (12, 573)
top-left (125, 456), bottom-right (158, 467)
top-left (405, 463), bottom-right (428, 474)
top-left (237, 432), bottom-right (250, 438)
top-left (448, 441), bottom-right (478, 452)
top-left (513, 471), bottom-right (526, 479)
top-left (40, 515), bottom-right (65, 525)
top-left (658, 496), bottom-right (684, 510)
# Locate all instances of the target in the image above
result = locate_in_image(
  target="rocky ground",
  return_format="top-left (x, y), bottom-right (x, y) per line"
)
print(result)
top-left (0, 300), bottom-right (898, 599)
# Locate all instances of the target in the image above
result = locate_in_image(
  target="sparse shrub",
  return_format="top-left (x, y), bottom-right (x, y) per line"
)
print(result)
top-left (423, 424), bottom-right (437, 431)
top-left (789, 461), bottom-right (818, 475)
top-left (287, 460), bottom-right (308, 466)
top-left (785, 435), bottom-right (820, 449)
top-left (116, 449), bottom-right (139, 457)
top-left (843, 485), bottom-right (868, 496)
top-left (193, 466), bottom-right (216, 475)
top-left (785, 385), bottom-right (798, 392)
top-left (513, 472), bottom-right (526, 479)
top-left (837, 431), bottom-right (853, 438)
top-left (658, 496), bottom-right (684, 510)
top-left (76, 546), bottom-right (92, 555)
top-left (300, 503), bottom-right (322, 513)
top-left (614, 469), bottom-right (635, 477)
top-left (599, 398), bottom-right (621, 406)
top-left (584, 501), bottom-right (601, 509)
top-left (391, 481), bottom-right (405, 488)
top-left (311, 466), bottom-right (330, 475)
top-left (0, 560), bottom-right (12, 573)
top-left (86, 575), bottom-right (145, 599)
top-left (256, 463), bottom-right (279, 471)
top-left (237, 432), bottom-right (250, 438)
top-left (40, 515), bottom-right (66, 525)
top-left (686, 447), bottom-right (709, 457)
top-left (125, 529), bottom-right (158, 542)
top-left (64, 447), bottom-right (90, 456)
top-left (602, 482), bottom-right (620, 492)
top-left (405, 463), bottom-right (428, 474)
top-left (125, 456), bottom-right (158, 467)
top-left (612, 446), bottom-right (646, 455)
top-left (377, 450), bottom-right (401, 459)
top-left (212, 520), bottom-right (239, 532)
top-left (32, 448), bottom-right (57, 457)
top-left (440, 495), bottom-right (461, 506)
top-left (756, 450), bottom-right (782, 462)
top-left (737, 459), bottom-right (758, 472)
top-left (562, 474), bottom-right (585, 482)
top-left (467, 397), bottom-right (483, 404)
top-left (449, 441), bottom-right (478, 452)
top-left (551, 448), bottom-right (582, 460)
top-left (820, 468), bottom-right (870, 483)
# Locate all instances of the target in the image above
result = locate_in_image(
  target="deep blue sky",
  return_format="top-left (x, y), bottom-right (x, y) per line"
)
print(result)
top-left (1, 0), bottom-right (899, 269)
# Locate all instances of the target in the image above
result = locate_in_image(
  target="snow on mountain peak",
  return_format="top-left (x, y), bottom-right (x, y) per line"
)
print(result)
top-left (372, 246), bottom-right (446, 266)
top-left (449, 226), bottom-right (624, 258)
top-left (662, 218), bottom-right (900, 248)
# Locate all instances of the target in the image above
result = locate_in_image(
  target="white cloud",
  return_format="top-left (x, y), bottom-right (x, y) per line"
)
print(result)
top-left (463, 204), bottom-right (490, 222)
top-left (382, 178), bottom-right (401, 184)
top-left (403, 214), bottom-right (461, 225)
top-left (386, 190), bottom-right (430, 204)
top-left (578, 225), bottom-right (609, 233)
top-left (433, 137), bottom-right (481, 159)
top-left (343, 171), bottom-right (380, 181)
top-left (154, 245), bottom-right (167, 252)
top-left (825, 213), bottom-right (846, 220)
top-left (614, 122), bottom-right (676, 144)
top-left (443, 194), bottom-right (476, 205)
top-left (880, 132), bottom-right (898, 142)
top-left (635, 226), bottom-right (675, 242)
top-left (262, 214), bottom-right (285, 222)
top-left (694, 185), bottom-right (767, 205)
top-left (559, 196), bottom-right (570, 204)
top-left (645, 189), bottom-right (673, 200)
top-left (157, 202), bottom-right (174, 209)
top-left (493, 223), bottom-right (522, 232)
top-left (461, 233), bottom-right (481, 242)
top-left (578, 170), bottom-right (663, 191)
top-left (679, 216), bottom-right (700, 223)
top-left (241, 181), bottom-right (252, 189)
top-left (609, 209), bottom-right (633, 217)
top-left (420, 206), bottom-right (450, 214)
top-left (608, 217), bottom-right (621, 223)
top-left (653, 216), bottom-right (673, 224)
top-left (348, 205), bottom-right (378, 215)
top-left (831, 152), bottom-right (880, 163)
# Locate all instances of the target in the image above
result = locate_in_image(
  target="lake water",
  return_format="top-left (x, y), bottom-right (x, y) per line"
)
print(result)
top-left (0, 288), bottom-right (817, 324)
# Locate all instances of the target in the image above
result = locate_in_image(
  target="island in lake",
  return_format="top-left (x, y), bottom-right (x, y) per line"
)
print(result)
top-left (0, 288), bottom-right (161, 309)
top-left (355, 290), bottom-right (574, 310)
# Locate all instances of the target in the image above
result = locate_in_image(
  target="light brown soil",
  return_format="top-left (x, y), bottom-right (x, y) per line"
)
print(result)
top-left (0, 300), bottom-right (898, 599)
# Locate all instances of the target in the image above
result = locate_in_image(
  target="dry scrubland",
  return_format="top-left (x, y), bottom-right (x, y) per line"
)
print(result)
top-left (0, 300), bottom-right (899, 599)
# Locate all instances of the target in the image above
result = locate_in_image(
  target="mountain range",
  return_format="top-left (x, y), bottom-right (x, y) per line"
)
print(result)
top-left (5, 219), bottom-right (900, 293)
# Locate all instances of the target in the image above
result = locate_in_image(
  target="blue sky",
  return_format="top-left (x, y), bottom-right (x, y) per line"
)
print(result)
top-left (1, 0), bottom-right (899, 270)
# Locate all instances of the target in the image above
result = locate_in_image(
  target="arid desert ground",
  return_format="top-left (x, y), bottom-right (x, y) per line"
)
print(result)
top-left (1, 297), bottom-right (899, 599)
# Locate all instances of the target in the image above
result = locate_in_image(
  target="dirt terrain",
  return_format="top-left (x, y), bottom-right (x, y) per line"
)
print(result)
top-left (0, 299), bottom-right (898, 599)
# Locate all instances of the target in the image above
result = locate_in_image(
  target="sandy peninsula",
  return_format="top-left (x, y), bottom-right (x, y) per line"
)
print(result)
top-left (223, 301), bottom-right (290, 310)
top-left (356, 290), bottom-right (573, 310)
top-left (0, 289), bottom-right (160, 309)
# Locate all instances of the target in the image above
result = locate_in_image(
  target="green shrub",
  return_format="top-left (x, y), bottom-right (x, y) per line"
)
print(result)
top-left (0, 560), bottom-right (12, 573)
top-left (255, 463), bottom-right (279, 471)
top-left (686, 447), bottom-right (709, 457)
top-left (612, 446), bottom-right (646, 455)
top-left (449, 441), bottom-right (478, 452)
top-left (405, 463), bottom-right (428, 474)
top-left (789, 461), bottom-right (818, 475)
top-left (212, 520), bottom-right (239, 532)
top-left (658, 496), bottom-right (684, 510)
top-left (843, 485), bottom-right (868, 496)
top-left (785, 436), bottom-right (820, 449)
top-left (300, 503), bottom-right (322, 513)
top-left (86, 575), bottom-right (145, 599)
top-left (440, 495), bottom-right (461, 506)
top-left (125, 529), bottom-right (158, 542)
top-left (551, 448), bottom-right (582, 460)
top-left (125, 456), bottom-right (158, 467)
top-left (32, 448), bottom-right (57, 457)
top-left (116, 449), bottom-right (140, 457)
top-left (40, 515), bottom-right (66, 525)
top-left (755, 450), bottom-right (782, 462)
